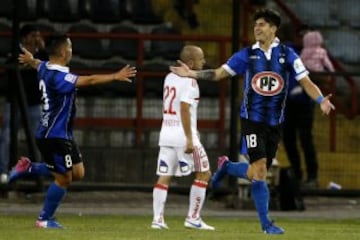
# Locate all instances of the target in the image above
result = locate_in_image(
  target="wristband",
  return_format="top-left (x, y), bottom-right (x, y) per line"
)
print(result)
top-left (316, 96), bottom-right (324, 104)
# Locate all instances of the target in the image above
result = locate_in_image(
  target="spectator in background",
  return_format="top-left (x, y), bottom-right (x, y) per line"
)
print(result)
top-left (283, 30), bottom-right (335, 189)
top-left (0, 24), bottom-right (48, 184)
top-left (280, 24), bottom-right (310, 54)
top-left (301, 31), bottom-right (335, 91)
top-left (174, 0), bottom-right (199, 29)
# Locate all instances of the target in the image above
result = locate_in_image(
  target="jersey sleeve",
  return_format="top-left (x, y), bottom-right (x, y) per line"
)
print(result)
top-left (180, 78), bottom-right (197, 105)
top-left (287, 47), bottom-right (309, 81)
top-left (52, 72), bottom-right (79, 93)
top-left (222, 48), bottom-right (249, 76)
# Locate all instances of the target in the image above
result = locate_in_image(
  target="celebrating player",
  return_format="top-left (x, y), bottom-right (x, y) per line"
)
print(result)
top-left (9, 34), bottom-right (136, 228)
top-left (170, 9), bottom-right (334, 234)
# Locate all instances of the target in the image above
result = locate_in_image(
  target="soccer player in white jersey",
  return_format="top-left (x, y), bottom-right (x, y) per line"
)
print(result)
top-left (151, 45), bottom-right (214, 230)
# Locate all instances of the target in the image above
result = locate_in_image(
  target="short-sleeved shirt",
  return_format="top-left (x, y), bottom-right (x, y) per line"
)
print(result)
top-left (158, 72), bottom-right (200, 147)
top-left (36, 61), bottom-right (79, 140)
top-left (222, 38), bottom-right (309, 126)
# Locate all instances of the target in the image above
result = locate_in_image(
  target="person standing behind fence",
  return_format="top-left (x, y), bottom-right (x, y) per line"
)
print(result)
top-left (301, 31), bottom-right (335, 92)
top-left (8, 34), bottom-right (136, 228)
top-left (0, 24), bottom-right (48, 184)
top-left (151, 45), bottom-right (214, 230)
top-left (283, 30), bottom-right (335, 189)
top-left (170, 9), bottom-right (335, 234)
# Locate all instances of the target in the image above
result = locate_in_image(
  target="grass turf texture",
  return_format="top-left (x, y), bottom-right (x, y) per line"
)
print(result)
top-left (0, 215), bottom-right (359, 240)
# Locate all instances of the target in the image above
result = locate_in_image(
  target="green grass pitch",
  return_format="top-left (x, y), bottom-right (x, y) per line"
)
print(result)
top-left (0, 215), bottom-right (359, 240)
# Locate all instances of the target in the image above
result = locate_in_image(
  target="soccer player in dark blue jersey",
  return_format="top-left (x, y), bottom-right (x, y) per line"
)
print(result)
top-left (170, 9), bottom-right (335, 234)
top-left (9, 34), bottom-right (136, 228)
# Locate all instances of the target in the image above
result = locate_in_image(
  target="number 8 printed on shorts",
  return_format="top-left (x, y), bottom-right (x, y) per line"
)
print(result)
top-left (64, 154), bottom-right (73, 168)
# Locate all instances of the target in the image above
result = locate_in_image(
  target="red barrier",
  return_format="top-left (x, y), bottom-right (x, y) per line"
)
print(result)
top-left (0, 25), bottom-right (357, 151)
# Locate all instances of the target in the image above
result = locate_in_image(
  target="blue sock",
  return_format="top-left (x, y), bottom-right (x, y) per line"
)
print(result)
top-left (251, 180), bottom-right (271, 229)
top-left (38, 183), bottom-right (66, 220)
top-left (227, 162), bottom-right (249, 179)
top-left (29, 163), bottom-right (53, 178)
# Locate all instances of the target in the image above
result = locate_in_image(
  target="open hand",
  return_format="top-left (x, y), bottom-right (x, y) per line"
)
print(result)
top-left (169, 60), bottom-right (194, 78)
top-left (18, 47), bottom-right (34, 65)
top-left (114, 65), bottom-right (136, 82)
top-left (320, 94), bottom-right (335, 115)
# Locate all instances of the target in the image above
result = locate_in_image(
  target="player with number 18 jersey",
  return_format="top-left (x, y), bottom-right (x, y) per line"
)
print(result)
top-left (223, 38), bottom-right (308, 126)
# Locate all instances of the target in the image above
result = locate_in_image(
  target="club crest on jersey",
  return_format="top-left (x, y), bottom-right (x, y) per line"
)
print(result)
top-left (64, 73), bottom-right (77, 84)
top-left (251, 71), bottom-right (284, 96)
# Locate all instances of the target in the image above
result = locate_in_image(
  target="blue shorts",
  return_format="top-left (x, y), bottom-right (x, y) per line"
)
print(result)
top-left (36, 138), bottom-right (83, 174)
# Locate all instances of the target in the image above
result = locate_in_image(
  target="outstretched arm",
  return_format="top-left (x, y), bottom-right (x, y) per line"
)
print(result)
top-left (170, 60), bottom-right (231, 81)
top-left (18, 47), bottom-right (41, 69)
top-left (299, 76), bottom-right (335, 115)
top-left (76, 65), bottom-right (136, 87)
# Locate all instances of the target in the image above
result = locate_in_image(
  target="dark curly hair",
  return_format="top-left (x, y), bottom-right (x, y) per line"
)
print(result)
top-left (253, 8), bottom-right (281, 28)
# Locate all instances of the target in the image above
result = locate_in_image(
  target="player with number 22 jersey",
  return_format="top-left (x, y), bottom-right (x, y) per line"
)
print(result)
top-left (159, 72), bottom-right (200, 148)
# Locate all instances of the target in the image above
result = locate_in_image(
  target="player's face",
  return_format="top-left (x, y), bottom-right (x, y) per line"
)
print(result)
top-left (253, 18), bottom-right (276, 44)
top-left (23, 31), bottom-right (43, 51)
top-left (192, 49), bottom-right (205, 70)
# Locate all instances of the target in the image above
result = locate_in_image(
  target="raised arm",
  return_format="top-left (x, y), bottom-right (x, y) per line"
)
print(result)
top-left (18, 47), bottom-right (41, 69)
top-left (298, 76), bottom-right (335, 115)
top-left (170, 60), bottom-right (231, 81)
top-left (76, 65), bottom-right (136, 87)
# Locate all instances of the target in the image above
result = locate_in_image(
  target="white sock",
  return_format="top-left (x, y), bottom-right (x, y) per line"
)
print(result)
top-left (153, 183), bottom-right (168, 223)
top-left (187, 180), bottom-right (208, 220)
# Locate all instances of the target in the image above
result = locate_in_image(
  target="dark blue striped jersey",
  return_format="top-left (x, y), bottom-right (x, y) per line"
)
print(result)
top-left (36, 61), bottom-right (79, 139)
top-left (222, 38), bottom-right (309, 126)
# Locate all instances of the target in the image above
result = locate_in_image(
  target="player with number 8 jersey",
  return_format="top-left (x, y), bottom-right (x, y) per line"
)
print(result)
top-left (9, 34), bottom-right (136, 228)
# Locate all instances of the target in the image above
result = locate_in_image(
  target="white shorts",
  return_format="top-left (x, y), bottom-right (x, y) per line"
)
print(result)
top-left (156, 144), bottom-right (210, 176)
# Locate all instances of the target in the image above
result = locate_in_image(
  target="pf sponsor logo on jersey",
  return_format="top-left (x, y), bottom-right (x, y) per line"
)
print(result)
top-left (251, 71), bottom-right (284, 96)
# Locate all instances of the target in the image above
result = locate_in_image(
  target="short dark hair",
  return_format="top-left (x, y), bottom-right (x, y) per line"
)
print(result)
top-left (19, 24), bottom-right (39, 40)
top-left (45, 33), bottom-right (69, 56)
top-left (253, 8), bottom-right (281, 28)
